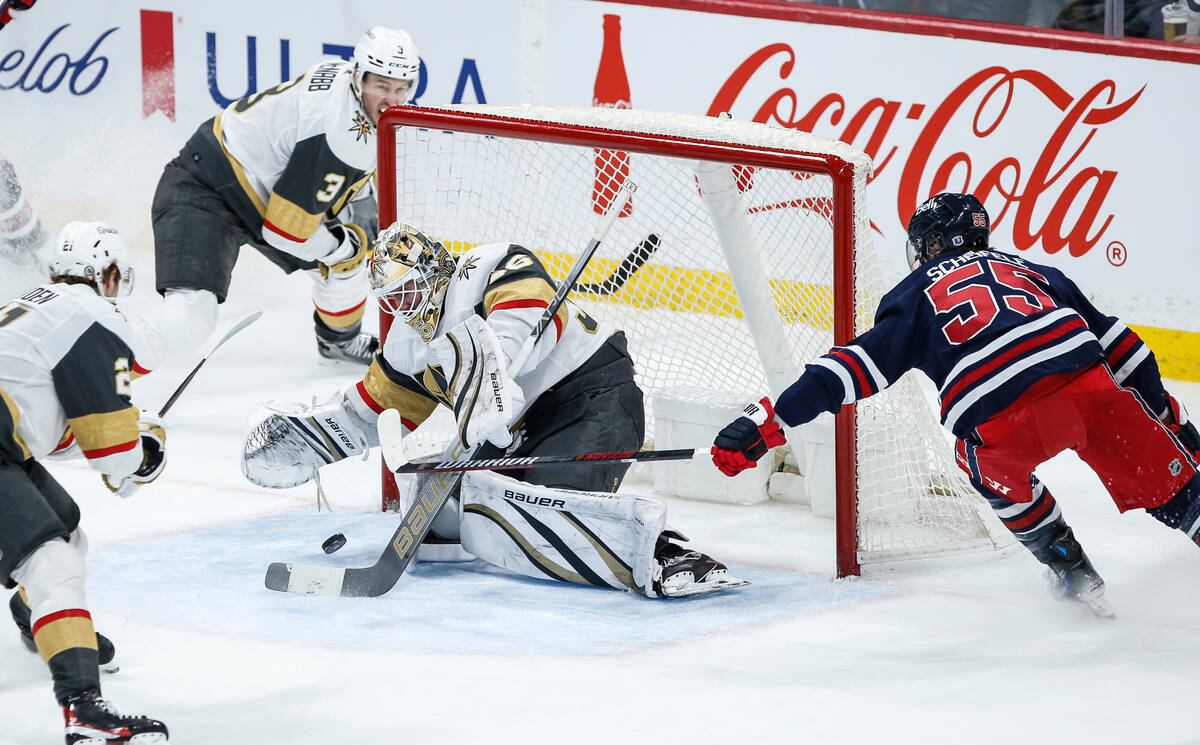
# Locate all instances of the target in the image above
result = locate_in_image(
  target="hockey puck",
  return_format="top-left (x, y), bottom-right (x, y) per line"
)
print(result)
top-left (322, 533), bottom-right (347, 554)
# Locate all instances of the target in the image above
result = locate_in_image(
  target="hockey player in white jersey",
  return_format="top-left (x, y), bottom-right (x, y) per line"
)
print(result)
top-left (0, 222), bottom-right (168, 743)
top-left (138, 26), bottom-right (418, 369)
top-left (244, 222), bottom-right (746, 597)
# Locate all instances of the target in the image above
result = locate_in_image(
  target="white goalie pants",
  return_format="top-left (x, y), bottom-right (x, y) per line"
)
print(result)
top-left (456, 470), bottom-right (666, 596)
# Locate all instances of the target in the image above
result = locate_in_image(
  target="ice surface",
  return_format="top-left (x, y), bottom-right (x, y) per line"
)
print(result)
top-left (1, 251), bottom-right (1198, 745)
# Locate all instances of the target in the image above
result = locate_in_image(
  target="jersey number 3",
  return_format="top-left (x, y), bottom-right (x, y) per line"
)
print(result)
top-left (925, 260), bottom-right (1056, 345)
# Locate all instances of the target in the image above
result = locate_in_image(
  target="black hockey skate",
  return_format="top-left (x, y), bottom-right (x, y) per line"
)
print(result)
top-left (63, 690), bottom-right (167, 744)
top-left (314, 314), bottom-right (378, 365)
top-left (9, 593), bottom-right (118, 672)
top-left (1043, 527), bottom-right (1114, 618)
top-left (652, 535), bottom-right (749, 598)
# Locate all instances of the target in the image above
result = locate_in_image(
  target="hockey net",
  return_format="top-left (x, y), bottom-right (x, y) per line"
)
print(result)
top-left (376, 104), bottom-right (1011, 576)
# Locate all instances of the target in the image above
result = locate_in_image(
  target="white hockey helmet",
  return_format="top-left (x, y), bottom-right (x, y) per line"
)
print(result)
top-left (368, 221), bottom-right (455, 342)
top-left (50, 221), bottom-right (134, 300)
top-left (352, 26), bottom-right (420, 100)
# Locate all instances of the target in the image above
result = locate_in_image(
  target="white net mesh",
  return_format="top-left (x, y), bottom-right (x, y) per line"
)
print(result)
top-left (382, 104), bottom-right (1010, 567)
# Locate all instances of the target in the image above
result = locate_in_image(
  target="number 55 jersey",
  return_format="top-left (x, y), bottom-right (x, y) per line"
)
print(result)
top-left (771, 248), bottom-right (1168, 439)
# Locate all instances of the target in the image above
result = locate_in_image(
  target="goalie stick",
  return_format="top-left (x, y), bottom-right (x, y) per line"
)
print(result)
top-left (574, 233), bottom-right (660, 297)
top-left (264, 183), bottom-right (637, 598)
top-left (157, 310), bottom-right (263, 417)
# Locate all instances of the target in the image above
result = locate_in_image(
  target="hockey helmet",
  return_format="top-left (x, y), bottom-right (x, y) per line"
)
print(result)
top-left (369, 221), bottom-right (455, 342)
top-left (905, 192), bottom-right (990, 271)
top-left (351, 26), bottom-right (419, 101)
top-left (50, 221), bottom-right (134, 300)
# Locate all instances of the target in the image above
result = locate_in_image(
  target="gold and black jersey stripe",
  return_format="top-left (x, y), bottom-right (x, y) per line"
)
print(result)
top-left (51, 322), bottom-right (139, 459)
top-left (480, 245), bottom-right (570, 339)
top-left (358, 357), bottom-right (439, 431)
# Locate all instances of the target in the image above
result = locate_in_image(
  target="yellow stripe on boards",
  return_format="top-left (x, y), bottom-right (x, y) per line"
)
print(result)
top-left (1131, 325), bottom-right (1200, 383)
top-left (434, 241), bottom-right (1200, 383)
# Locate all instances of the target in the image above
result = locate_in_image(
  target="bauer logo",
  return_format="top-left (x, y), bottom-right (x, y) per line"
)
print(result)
top-left (0, 23), bottom-right (116, 95)
top-left (503, 489), bottom-right (565, 509)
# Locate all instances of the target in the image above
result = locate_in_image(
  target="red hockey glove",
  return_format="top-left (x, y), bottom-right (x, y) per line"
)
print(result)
top-left (1163, 394), bottom-right (1200, 456)
top-left (711, 397), bottom-right (787, 477)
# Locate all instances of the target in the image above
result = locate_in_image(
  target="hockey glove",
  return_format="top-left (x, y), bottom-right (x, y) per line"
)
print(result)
top-left (1163, 394), bottom-right (1200, 456)
top-left (711, 397), bottom-right (786, 477)
top-left (102, 417), bottom-right (167, 498)
top-left (318, 222), bottom-right (370, 281)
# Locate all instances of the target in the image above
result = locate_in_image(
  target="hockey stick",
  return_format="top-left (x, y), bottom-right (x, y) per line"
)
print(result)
top-left (264, 184), bottom-right (636, 597)
top-left (382, 441), bottom-right (704, 474)
top-left (573, 233), bottom-right (660, 297)
top-left (157, 310), bottom-right (263, 418)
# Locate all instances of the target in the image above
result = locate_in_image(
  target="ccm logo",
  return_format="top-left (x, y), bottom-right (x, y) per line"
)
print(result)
top-left (504, 489), bottom-right (565, 509)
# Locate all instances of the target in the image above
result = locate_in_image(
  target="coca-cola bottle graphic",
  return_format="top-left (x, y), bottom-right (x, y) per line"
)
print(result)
top-left (592, 14), bottom-right (633, 217)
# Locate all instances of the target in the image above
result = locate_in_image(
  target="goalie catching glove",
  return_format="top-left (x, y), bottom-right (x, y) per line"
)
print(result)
top-left (241, 395), bottom-right (373, 489)
top-left (102, 416), bottom-right (167, 498)
top-left (427, 314), bottom-right (524, 450)
top-left (711, 397), bottom-right (786, 477)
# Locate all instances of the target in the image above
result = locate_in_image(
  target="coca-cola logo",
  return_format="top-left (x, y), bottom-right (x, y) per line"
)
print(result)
top-left (710, 44), bottom-right (1143, 259)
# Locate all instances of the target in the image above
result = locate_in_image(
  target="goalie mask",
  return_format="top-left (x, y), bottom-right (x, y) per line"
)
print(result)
top-left (369, 221), bottom-right (455, 341)
top-left (50, 221), bottom-right (134, 300)
top-left (905, 192), bottom-right (990, 271)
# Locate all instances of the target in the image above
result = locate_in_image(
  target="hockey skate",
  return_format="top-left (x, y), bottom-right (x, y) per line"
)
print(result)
top-left (9, 593), bottom-right (118, 672)
top-left (314, 315), bottom-right (379, 365)
top-left (652, 536), bottom-right (749, 598)
top-left (63, 690), bottom-right (167, 744)
top-left (1042, 527), bottom-right (1115, 619)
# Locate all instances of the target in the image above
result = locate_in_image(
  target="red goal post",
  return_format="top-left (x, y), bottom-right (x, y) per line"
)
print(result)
top-left (374, 104), bottom-right (1009, 577)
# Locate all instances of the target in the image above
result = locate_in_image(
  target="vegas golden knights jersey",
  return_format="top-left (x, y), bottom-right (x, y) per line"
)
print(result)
top-left (0, 284), bottom-right (147, 477)
top-left (213, 59), bottom-right (375, 262)
top-left (354, 242), bottom-right (616, 430)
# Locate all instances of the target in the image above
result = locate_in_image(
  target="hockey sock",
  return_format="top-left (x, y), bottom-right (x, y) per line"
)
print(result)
top-left (1147, 473), bottom-right (1200, 543)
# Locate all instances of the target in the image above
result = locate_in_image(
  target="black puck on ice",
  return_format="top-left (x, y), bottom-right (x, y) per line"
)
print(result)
top-left (322, 533), bottom-right (347, 554)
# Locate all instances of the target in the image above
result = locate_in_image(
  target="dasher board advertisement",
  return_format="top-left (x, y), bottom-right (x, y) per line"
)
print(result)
top-left (1, 0), bottom-right (1197, 364)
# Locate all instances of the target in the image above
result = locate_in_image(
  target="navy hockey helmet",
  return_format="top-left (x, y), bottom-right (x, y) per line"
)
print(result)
top-left (905, 192), bottom-right (990, 271)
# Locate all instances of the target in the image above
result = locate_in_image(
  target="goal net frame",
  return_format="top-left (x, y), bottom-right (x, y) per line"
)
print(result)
top-left (374, 104), bottom-right (1005, 578)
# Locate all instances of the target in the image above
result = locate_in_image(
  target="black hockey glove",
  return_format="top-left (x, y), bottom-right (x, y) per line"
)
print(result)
top-left (102, 417), bottom-right (167, 497)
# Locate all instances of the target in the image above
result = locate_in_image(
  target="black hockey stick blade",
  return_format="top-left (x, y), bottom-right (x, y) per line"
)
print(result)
top-left (575, 233), bottom-right (661, 296)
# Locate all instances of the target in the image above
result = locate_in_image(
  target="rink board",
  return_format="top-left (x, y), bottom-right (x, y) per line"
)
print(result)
top-left (85, 510), bottom-right (897, 655)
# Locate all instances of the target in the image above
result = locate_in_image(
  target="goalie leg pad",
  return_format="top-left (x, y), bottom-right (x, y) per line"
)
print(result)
top-left (242, 398), bottom-right (369, 489)
top-left (459, 470), bottom-right (666, 595)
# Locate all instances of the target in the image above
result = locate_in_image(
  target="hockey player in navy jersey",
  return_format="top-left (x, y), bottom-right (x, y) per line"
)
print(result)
top-left (0, 222), bottom-right (168, 743)
top-left (712, 192), bottom-right (1200, 616)
top-left (137, 26), bottom-right (419, 369)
